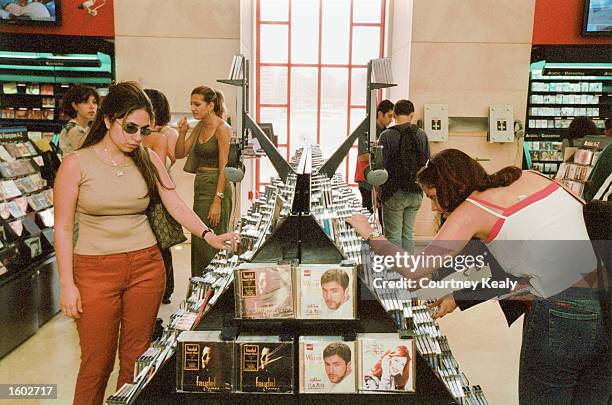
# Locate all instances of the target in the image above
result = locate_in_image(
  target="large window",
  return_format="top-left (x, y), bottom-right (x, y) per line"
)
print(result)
top-left (256, 0), bottom-right (386, 189)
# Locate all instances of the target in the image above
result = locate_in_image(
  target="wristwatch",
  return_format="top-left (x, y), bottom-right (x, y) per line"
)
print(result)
top-left (202, 228), bottom-right (213, 240)
top-left (215, 191), bottom-right (224, 199)
top-left (366, 230), bottom-right (382, 242)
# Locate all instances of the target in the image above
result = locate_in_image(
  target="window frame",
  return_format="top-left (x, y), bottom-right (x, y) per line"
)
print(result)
top-left (256, 0), bottom-right (386, 190)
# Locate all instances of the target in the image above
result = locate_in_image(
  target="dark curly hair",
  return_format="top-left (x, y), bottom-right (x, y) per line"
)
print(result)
top-left (416, 149), bottom-right (522, 213)
top-left (61, 84), bottom-right (100, 119)
top-left (566, 117), bottom-right (599, 140)
top-left (323, 342), bottom-right (351, 364)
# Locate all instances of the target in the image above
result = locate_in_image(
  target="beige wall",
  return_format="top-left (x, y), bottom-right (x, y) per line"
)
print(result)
top-left (114, 0), bottom-right (240, 116)
top-left (403, 0), bottom-right (535, 236)
top-left (114, 0), bottom-right (242, 220)
top-left (388, 0), bottom-right (413, 101)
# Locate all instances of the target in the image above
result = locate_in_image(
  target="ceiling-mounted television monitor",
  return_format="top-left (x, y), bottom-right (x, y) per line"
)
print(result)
top-left (583, 0), bottom-right (612, 36)
top-left (0, 1), bottom-right (61, 26)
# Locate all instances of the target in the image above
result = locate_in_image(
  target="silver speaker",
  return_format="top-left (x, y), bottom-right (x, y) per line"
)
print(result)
top-left (365, 167), bottom-right (388, 187)
top-left (224, 166), bottom-right (245, 183)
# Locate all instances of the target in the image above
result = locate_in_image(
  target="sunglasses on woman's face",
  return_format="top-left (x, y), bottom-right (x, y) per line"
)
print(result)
top-left (118, 121), bottom-right (153, 136)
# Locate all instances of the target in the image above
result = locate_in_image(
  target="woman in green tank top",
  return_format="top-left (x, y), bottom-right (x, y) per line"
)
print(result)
top-left (175, 85), bottom-right (233, 276)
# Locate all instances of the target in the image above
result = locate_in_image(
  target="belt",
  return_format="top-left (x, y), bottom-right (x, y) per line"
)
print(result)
top-left (197, 166), bottom-right (219, 172)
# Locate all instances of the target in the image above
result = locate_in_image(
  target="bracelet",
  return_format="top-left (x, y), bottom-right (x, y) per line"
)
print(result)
top-left (201, 228), bottom-right (213, 240)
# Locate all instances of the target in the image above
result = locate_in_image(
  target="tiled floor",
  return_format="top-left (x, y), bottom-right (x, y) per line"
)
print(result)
top-left (0, 242), bottom-right (522, 405)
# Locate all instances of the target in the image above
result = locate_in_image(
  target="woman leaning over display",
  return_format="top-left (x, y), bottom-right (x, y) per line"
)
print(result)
top-left (54, 82), bottom-right (237, 405)
top-left (348, 148), bottom-right (607, 405)
top-left (174, 85), bottom-right (233, 276)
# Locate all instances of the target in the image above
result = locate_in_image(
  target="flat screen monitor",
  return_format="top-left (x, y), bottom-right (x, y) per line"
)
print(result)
top-left (0, 1), bottom-right (61, 26)
top-left (583, 0), bottom-right (612, 36)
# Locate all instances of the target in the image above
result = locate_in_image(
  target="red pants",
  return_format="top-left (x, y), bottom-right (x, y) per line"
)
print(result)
top-left (72, 245), bottom-right (165, 405)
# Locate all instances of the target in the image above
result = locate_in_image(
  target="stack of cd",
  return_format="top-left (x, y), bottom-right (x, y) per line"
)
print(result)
top-left (402, 299), bottom-right (489, 404)
top-left (309, 170), bottom-right (373, 265)
top-left (106, 382), bottom-right (139, 405)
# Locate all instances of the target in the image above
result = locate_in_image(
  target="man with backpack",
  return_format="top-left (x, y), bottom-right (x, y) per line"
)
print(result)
top-left (378, 99), bottom-right (430, 253)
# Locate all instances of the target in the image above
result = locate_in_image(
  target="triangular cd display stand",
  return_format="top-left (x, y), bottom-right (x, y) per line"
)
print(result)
top-left (131, 150), bottom-right (457, 405)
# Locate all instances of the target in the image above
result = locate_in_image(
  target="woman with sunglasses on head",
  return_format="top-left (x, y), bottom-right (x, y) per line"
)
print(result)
top-left (348, 149), bottom-right (606, 405)
top-left (54, 82), bottom-right (238, 405)
top-left (57, 84), bottom-right (100, 154)
top-left (142, 88), bottom-right (179, 304)
top-left (175, 85), bottom-right (233, 277)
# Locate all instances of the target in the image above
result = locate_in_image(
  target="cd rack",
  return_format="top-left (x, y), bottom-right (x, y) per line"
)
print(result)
top-left (106, 146), bottom-right (487, 405)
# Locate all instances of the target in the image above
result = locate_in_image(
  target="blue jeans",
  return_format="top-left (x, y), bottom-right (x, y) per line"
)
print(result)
top-left (519, 287), bottom-right (609, 404)
top-left (382, 190), bottom-right (422, 253)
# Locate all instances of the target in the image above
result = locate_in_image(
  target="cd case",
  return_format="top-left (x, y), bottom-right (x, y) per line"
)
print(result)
top-left (357, 333), bottom-right (416, 393)
top-left (235, 335), bottom-right (294, 393)
top-left (299, 336), bottom-right (356, 394)
top-left (176, 331), bottom-right (234, 393)
top-left (296, 264), bottom-right (357, 319)
top-left (234, 263), bottom-right (295, 319)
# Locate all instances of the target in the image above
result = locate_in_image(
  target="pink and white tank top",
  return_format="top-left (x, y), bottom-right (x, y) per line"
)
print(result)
top-left (465, 178), bottom-right (597, 298)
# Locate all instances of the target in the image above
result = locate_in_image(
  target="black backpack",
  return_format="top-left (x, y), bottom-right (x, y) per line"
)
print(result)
top-left (393, 124), bottom-right (428, 193)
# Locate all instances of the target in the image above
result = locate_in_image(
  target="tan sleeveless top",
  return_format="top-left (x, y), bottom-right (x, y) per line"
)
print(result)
top-left (73, 147), bottom-right (157, 255)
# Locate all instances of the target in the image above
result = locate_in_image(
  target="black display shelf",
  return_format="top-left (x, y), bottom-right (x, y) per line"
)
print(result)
top-left (530, 160), bottom-right (562, 163)
top-left (134, 287), bottom-right (458, 405)
top-left (531, 78), bottom-right (609, 82)
top-left (0, 120), bottom-right (63, 132)
top-left (524, 130), bottom-right (567, 135)
top-left (529, 91), bottom-right (607, 95)
top-left (0, 253), bottom-right (58, 359)
top-left (527, 115), bottom-right (605, 119)
top-left (0, 127), bottom-right (59, 359)
top-left (529, 103), bottom-right (611, 107)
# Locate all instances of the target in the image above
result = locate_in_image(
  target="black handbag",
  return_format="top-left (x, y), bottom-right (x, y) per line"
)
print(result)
top-left (38, 141), bottom-right (62, 187)
top-left (146, 192), bottom-right (187, 250)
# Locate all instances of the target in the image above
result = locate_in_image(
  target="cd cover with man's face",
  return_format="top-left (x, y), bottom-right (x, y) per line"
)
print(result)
top-left (358, 333), bottom-right (415, 393)
top-left (297, 265), bottom-right (356, 319)
top-left (235, 263), bottom-right (294, 319)
top-left (299, 337), bottom-right (356, 394)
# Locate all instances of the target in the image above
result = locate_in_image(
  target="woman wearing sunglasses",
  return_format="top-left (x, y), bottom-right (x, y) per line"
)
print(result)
top-left (54, 82), bottom-right (238, 405)
top-left (348, 149), bottom-right (606, 404)
top-left (175, 85), bottom-right (233, 277)
top-left (142, 88), bottom-right (179, 304)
